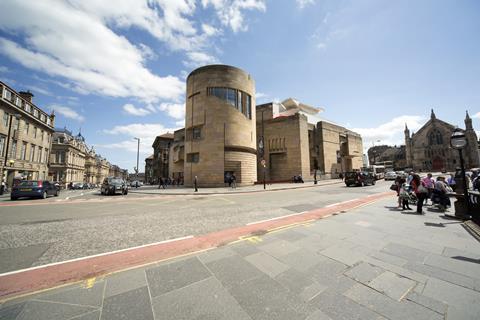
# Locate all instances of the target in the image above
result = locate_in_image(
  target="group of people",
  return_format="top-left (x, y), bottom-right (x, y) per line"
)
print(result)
top-left (394, 172), bottom-right (454, 214)
top-left (158, 176), bottom-right (184, 189)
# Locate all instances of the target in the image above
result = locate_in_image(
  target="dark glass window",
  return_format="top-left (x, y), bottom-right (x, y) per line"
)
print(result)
top-left (207, 87), bottom-right (252, 119)
top-left (193, 127), bottom-right (201, 140)
top-left (187, 153), bottom-right (199, 163)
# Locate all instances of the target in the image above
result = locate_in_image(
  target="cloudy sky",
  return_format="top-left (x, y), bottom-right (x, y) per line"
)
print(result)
top-left (1, 0), bottom-right (479, 172)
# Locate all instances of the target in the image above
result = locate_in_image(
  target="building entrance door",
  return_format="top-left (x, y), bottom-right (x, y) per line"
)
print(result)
top-left (432, 157), bottom-right (445, 171)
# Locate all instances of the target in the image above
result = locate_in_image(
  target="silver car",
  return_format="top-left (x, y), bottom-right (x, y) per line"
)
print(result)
top-left (384, 171), bottom-right (397, 181)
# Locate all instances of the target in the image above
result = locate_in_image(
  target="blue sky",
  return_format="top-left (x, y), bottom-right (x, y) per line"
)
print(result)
top-left (1, 0), bottom-right (479, 172)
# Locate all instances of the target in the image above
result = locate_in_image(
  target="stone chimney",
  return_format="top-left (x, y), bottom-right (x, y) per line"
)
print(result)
top-left (19, 90), bottom-right (34, 103)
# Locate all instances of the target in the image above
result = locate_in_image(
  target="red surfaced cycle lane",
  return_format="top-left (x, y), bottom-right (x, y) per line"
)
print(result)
top-left (0, 191), bottom-right (393, 301)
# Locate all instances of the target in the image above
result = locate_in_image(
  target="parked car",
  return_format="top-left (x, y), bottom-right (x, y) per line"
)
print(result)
top-left (384, 171), bottom-right (397, 181)
top-left (101, 177), bottom-right (128, 195)
top-left (345, 171), bottom-right (376, 187)
top-left (130, 180), bottom-right (143, 187)
top-left (11, 180), bottom-right (59, 200)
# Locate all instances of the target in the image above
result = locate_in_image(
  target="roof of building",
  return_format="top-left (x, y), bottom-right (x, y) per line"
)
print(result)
top-left (158, 132), bottom-right (174, 139)
top-left (146, 154), bottom-right (154, 160)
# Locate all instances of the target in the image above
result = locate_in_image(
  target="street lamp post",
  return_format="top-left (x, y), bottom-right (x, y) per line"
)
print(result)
top-left (259, 110), bottom-right (266, 190)
top-left (1, 114), bottom-right (21, 192)
top-left (133, 137), bottom-right (140, 183)
top-left (450, 128), bottom-right (471, 216)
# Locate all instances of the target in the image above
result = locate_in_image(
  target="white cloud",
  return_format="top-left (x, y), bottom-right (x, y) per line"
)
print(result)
top-left (202, 23), bottom-right (220, 36)
top-left (176, 120), bottom-right (185, 127)
top-left (472, 112), bottom-right (480, 119)
top-left (25, 85), bottom-right (52, 96)
top-left (351, 115), bottom-right (426, 150)
top-left (158, 103), bottom-right (186, 119)
top-left (123, 103), bottom-right (151, 116)
top-left (50, 104), bottom-right (85, 122)
top-left (296, 0), bottom-right (315, 9)
top-left (103, 123), bottom-right (178, 153)
top-left (183, 51), bottom-right (219, 68)
top-left (202, 0), bottom-right (266, 32)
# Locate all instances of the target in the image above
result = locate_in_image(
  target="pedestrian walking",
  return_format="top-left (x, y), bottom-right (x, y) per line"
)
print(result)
top-left (0, 179), bottom-right (5, 195)
top-left (411, 173), bottom-right (428, 214)
top-left (231, 173), bottom-right (237, 189)
top-left (399, 183), bottom-right (413, 210)
top-left (422, 173), bottom-right (434, 205)
top-left (194, 176), bottom-right (198, 192)
top-left (158, 177), bottom-right (164, 189)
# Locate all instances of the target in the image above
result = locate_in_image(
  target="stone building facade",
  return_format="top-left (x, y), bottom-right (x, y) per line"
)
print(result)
top-left (256, 99), bottom-right (363, 182)
top-left (49, 129), bottom-right (87, 184)
top-left (168, 128), bottom-right (185, 183)
top-left (184, 65), bottom-right (257, 187)
top-left (145, 154), bottom-right (154, 184)
top-left (152, 133), bottom-right (174, 183)
top-left (405, 110), bottom-right (479, 172)
top-left (0, 81), bottom-right (55, 187)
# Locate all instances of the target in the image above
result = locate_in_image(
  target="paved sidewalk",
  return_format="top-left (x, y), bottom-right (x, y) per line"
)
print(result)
top-left (129, 179), bottom-right (343, 195)
top-left (2, 197), bottom-right (480, 320)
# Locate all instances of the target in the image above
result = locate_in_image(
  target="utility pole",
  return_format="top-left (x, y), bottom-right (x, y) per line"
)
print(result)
top-left (1, 114), bottom-right (21, 190)
top-left (133, 137), bottom-right (140, 182)
top-left (261, 110), bottom-right (266, 190)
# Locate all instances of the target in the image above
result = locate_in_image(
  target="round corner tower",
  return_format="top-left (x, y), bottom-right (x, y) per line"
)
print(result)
top-left (184, 65), bottom-right (257, 187)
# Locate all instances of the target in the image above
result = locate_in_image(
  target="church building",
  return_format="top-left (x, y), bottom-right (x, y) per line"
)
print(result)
top-left (405, 110), bottom-right (479, 172)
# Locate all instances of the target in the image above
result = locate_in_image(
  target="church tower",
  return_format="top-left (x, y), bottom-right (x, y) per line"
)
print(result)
top-left (404, 123), bottom-right (412, 167)
top-left (464, 111), bottom-right (480, 168)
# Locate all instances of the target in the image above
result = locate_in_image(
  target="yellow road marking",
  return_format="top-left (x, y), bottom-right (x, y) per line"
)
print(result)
top-left (85, 277), bottom-right (95, 289)
top-left (242, 236), bottom-right (263, 244)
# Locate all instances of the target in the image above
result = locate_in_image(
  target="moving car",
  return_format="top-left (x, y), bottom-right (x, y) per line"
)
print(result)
top-left (130, 180), bottom-right (143, 187)
top-left (101, 177), bottom-right (128, 195)
top-left (11, 180), bottom-right (59, 200)
top-left (384, 171), bottom-right (397, 181)
top-left (345, 171), bottom-right (376, 187)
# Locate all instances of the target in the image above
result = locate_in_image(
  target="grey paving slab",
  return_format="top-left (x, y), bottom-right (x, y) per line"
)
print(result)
top-left (16, 300), bottom-right (97, 320)
top-left (205, 254), bottom-right (265, 289)
top-left (344, 262), bottom-right (384, 284)
top-left (422, 277), bottom-right (480, 319)
top-left (257, 240), bottom-right (301, 259)
top-left (104, 268), bottom-right (147, 298)
top-left (292, 233), bottom-right (340, 252)
top-left (229, 241), bottom-right (261, 257)
top-left (273, 229), bottom-right (308, 242)
top-left (228, 275), bottom-right (316, 320)
top-left (383, 235), bottom-right (445, 255)
top-left (381, 243), bottom-right (429, 264)
top-left (197, 246), bottom-right (237, 264)
top-left (152, 277), bottom-right (251, 320)
top-left (36, 280), bottom-right (105, 307)
top-left (368, 250), bottom-right (408, 267)
top-left (71, 310), bottom-right (101, 320)
top-left (310, 290), bottom-right (387, 320)
top-left (101, 286), bottom-right (153, 320)
top-left (0, 243), bottom-right (51, 273)
top-left (244, 252), bottom-right (290, 278)
top-left (274, 269), bottom-right (327, 302)
top-left (405, 291), bottom-right (448, 315)
top-left (0, 302), bottom-right (25, 320)
top-left (404, 261), bottom-right (480, 292)
top-left (344, 284), bottom-right (443, 320)
top-left (424, 253), bottom-right (480, 280)
top-left (145, 256), bottom-right (211, 297)
top-left (305, 309), bottom-right (333, 320)
top-left (368, 271), bottom-right (417, 301)
top-left (363, 256), bottom-right (429, 284)
top-left (442, 246), bottom-right (480, 260)
top-left (277, 247), bottom-right (327, 272)
top-left (319, 244), bottom-right (367, 266)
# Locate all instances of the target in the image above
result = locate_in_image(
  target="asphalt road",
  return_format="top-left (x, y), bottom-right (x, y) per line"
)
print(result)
top-left (0, 180), bottom-right (392, 274)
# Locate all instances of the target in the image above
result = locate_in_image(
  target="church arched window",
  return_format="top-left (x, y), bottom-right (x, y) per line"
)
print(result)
top-left (428, 129), bottom-right (443, 145)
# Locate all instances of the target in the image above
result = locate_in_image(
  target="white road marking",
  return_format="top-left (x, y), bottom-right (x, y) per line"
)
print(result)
top-left (0, 235), bottom-right (194, 278)
top-left (246, 211), bottom-right (307, 226)
top-left (325, 203), bottom-right (340, 208)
